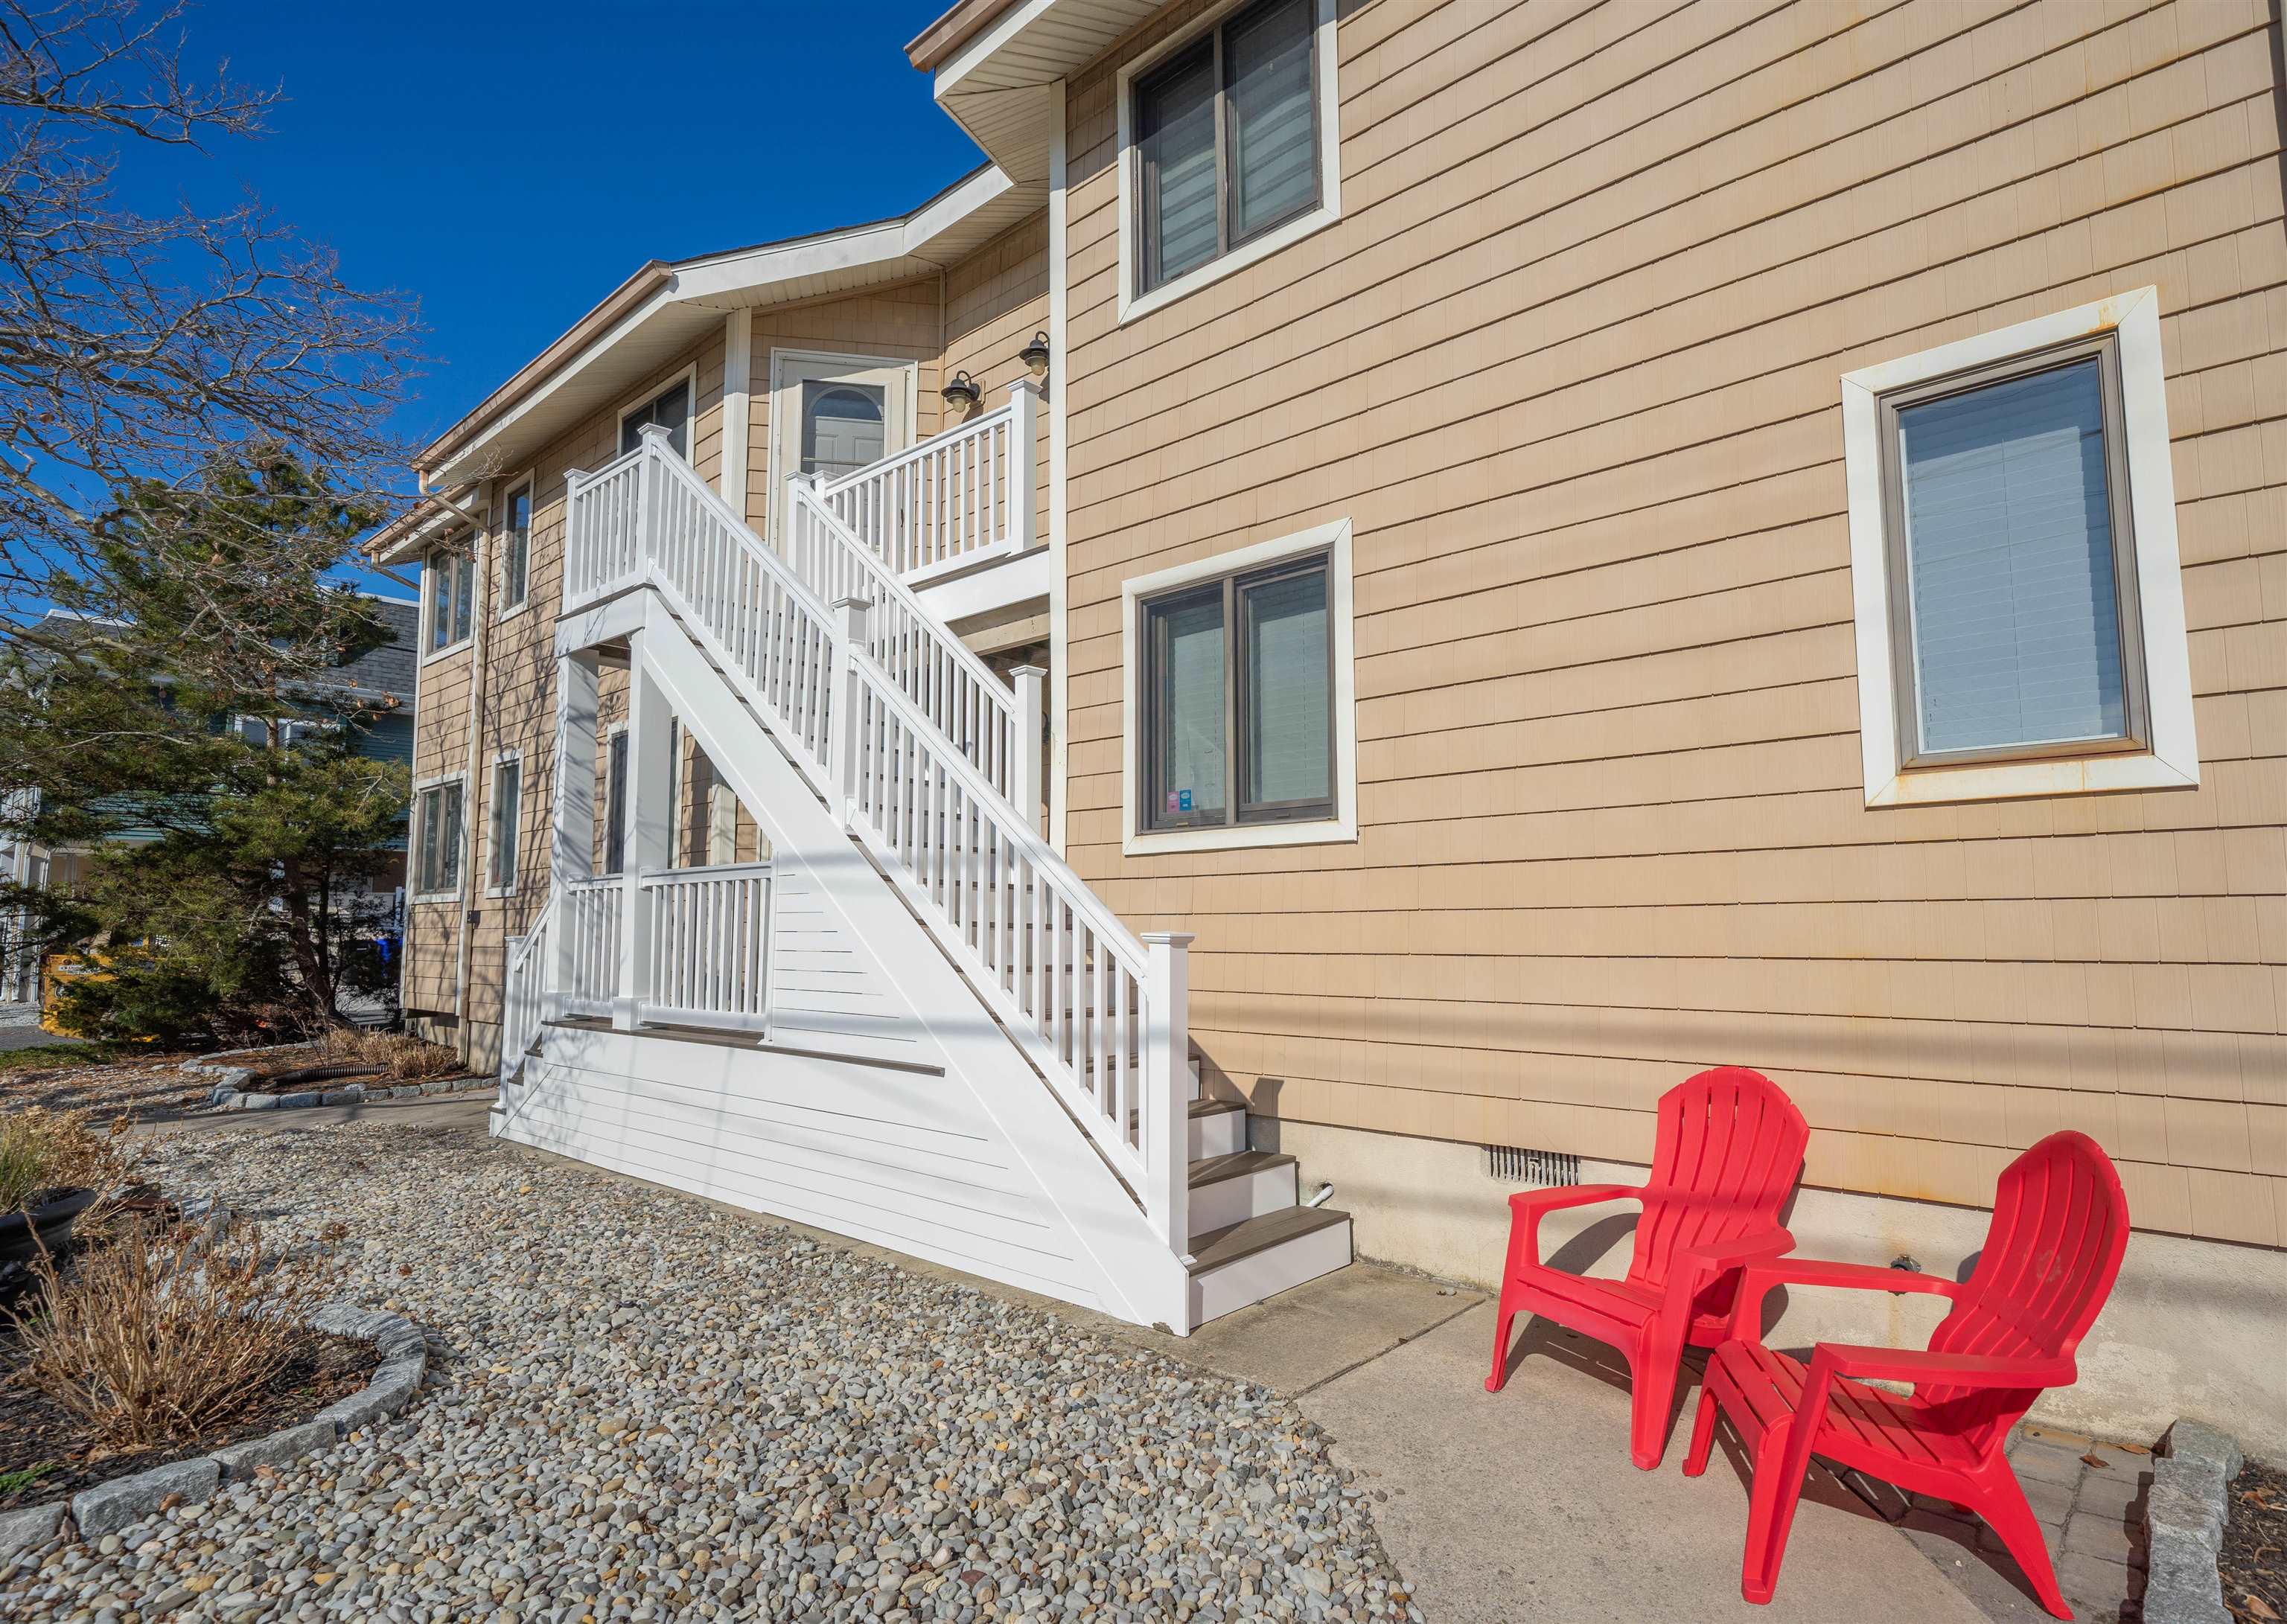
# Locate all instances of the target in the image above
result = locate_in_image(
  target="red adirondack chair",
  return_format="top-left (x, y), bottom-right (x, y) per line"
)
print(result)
top-left (1683, 1131), bottom-right (2129, 1619)
top-left (1484, 1066), bottom-right (1807, 1469)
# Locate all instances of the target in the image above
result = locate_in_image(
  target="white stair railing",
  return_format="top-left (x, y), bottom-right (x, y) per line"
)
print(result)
top-left (559, 431), bottom-right (1191, 1250)
top-left (817, 380), bottom-right (1037, 584)
top-left (639, 860), bottom-right (773, 1034)
top-left (787, 476), bottom-right (1019, 805)
top-left (835, 611), bottom-right (1187, 1250)
top-left (560, 875), bottom-right (622, 1018)
top-left (498, 893), bottom-right (555, 1083)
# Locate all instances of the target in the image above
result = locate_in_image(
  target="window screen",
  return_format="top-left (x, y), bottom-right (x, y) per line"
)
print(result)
top-left (489, 760), bottom-right (520, 890)
top-left (1133, 0), bottom-right (1319, 295)
top-left (416, 781), bottom-right (463, 894)
top-left (1888, 349), bottom-right (2140, 761)
top-left (1141, 552), bottom-right (1335, 832)
top-left (501, 487), bottom-right (531, 608)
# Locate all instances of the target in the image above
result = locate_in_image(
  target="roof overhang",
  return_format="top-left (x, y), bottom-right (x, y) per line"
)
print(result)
top-left (387, 163), bottom-right (1042, 535)
top-left (913, 0), bottom-right (1169, 182)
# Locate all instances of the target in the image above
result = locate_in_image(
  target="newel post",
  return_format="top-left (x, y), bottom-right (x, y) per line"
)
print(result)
top-left (614, 630), bottom-right (673, 1032)
top-left (1005, 379), bottom-right (1039, 552)
top-left (832, 596), bottom-right (871, 827)
top-left (1010, 665), bottom-right (1045, 834)
top-left (1141, 930), bottom-right (1196, 1263)
top-left (547, 651), bottom-right (600, 1020)
top-left (560, 467), bottom-right (588, 610)
top-left (637, 422), bottom-right (674, 581)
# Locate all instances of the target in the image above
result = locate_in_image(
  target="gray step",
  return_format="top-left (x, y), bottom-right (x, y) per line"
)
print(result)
top-left (1187, 1150), bottom-right (1298, 1238)
top-left (1186, 1206), bottom-right (1353, 1326)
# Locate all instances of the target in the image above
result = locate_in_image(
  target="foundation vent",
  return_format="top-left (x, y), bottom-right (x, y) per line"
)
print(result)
top-left (1484, 1145), bottom-right (1580, 1187)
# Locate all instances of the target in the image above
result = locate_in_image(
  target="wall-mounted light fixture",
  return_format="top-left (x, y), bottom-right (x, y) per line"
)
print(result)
top-left (940, 371), bottom-right (980, 412)
top-left (1020, 330), bottom-right (1051, 377)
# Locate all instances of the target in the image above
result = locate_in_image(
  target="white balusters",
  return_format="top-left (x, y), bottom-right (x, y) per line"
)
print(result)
top-left (818, 380), bottom-right (1038, 584)
top-left (638, 862), bottom-right (773, 1034)
top-left (498, 895), bottom-right (555, 1084)
top-left (560, 877), bottom-right (622, 1017)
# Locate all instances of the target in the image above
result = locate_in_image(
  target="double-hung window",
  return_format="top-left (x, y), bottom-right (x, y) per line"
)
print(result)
top-left (1131, 0), bottom-right (1329, 302)
top-left (426, 543), bottom-right (473, 654)
top-left (500, 485), bottom-right (531, 612)
top-left (488, 757), bottom-right (521, 893)
top-left (1842, 288), bottom-right (2197, 805)
top-left (1140, 552), bottom-right (1334, 833)
top-left (413, 780), bottom-right (464, 897)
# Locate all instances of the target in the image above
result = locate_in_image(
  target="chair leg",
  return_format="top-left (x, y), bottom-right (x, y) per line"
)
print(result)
top-left (1966, 1460), bottom-right (2073, 1620)
top-left (1741, 1420), bottom-right (1809, 1605)
top-left (1484, 1283), bottom-right (1522, 1394)
top-left (1628, 1328), bottom-right (1682, 1471)
top-left (1681, 1384), bottom-right (1720, 1477)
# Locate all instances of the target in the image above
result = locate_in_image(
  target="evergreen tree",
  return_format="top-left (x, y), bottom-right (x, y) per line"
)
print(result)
top-left (0, 447), bottom-right (410, 1043)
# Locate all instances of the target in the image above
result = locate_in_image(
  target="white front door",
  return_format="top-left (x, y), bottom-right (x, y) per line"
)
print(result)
top-left (768, 352), bottom-right (915, 542)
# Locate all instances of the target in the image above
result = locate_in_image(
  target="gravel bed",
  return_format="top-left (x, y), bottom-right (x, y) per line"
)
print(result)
top-left (0, 1121), bottom-right (1420, 1624)
top-left (0, 1054), bottom-right (208, 1119)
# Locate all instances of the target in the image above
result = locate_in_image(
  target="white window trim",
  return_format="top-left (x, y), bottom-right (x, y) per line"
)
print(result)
top-left (1120, 517), bottom-right (1357, 856)
top-left (616, 362), bottom-right (700, 462)
top-left (1842, 286), bottom-right (2197, 808)
top-left (1115, 0), bottom-right (1343, 327)
top-left (420, 539), bottom-right (476, 665)
top-left (762, 347), bottom-right (921, 543)
top-left (485, 749), bottom-right (523, 899)
top-left (410, 773), bottom-right (468, 904)
top-left (496, 471), bottom-right (535, 623)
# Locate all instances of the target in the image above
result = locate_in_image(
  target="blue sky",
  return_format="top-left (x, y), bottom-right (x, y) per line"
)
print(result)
top-left (132, 2), bottom-right (980, 594)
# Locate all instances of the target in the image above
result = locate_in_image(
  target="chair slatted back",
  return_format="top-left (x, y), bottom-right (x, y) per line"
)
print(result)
top-left (1920, 1132), bottom-right (2128, 1440)
top-left (1626, 1067), bottom-right (1809, 1294)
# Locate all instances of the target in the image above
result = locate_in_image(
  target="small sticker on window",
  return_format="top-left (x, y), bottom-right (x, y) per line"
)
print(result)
top-left (1167, 789), bottom-right (1195, 813)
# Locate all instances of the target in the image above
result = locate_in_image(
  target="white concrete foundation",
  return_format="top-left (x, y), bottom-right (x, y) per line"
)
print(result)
top-left (1265, 1116), bottom-right (2287, 1462)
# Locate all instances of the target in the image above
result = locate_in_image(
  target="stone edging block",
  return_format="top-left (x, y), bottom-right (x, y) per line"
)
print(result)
top-left (2140, 1419), bottom-right (2242, 1624)
top-left (0, 1302), bottom-right (430, 1564)
top-left (206, 1075), bottom-right (494, 1111)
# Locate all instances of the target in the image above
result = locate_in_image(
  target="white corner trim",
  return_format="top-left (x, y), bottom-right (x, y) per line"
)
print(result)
top-left (1841, 286), bottom-right (2197, 808)
top-left (1047, 74), bottom-right (1071, 859)
top-left (721, 309), bottom-right (754, 524)
top-left (1119, 517), bottom-right (1358, 857)
top-left (1114, 0), bottom-right (1343, 327)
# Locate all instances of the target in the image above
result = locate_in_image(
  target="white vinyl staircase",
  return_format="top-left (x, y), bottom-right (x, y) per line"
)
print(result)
top-left (494, 415), bottom-right (1348, 1332)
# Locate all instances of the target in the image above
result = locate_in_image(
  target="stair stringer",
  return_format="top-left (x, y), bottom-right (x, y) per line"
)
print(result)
top-left (601, 591), bottom-right (1189, 1329)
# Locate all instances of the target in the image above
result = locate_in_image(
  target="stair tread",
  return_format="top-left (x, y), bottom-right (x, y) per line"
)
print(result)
top-left (1186, 1205), bottom-right (1350, 1275)
top-left (1187, 1149), bottom-right (1292, 1188)
top-left (1190, 1098), bottom-right (1244, 1118)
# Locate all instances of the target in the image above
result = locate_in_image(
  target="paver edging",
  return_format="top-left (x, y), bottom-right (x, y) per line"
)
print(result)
top-left (205, 1074), bottom-right (494, 1112)
top-left (2140, 1419), bottom-right (2241, 1624)
top-left (0, 1302), bottom-right (429, 1567)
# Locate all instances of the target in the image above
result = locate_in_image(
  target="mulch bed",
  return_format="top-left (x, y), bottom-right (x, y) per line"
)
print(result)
top-left (0, 1325), bottom-right (378, 1511)
top-left (2223, 1460), bottom-right (2287, 1623)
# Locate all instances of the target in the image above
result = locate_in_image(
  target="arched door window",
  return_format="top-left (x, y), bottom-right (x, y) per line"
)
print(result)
top-left (800, 382), bottom-right (887, 481)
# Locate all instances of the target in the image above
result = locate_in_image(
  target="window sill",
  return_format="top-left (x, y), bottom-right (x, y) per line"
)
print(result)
top-left (1867, 749), bottom-right (2198, 808)
top-left (409, 890), bottom-right (464, 907)
top-left (497, 600), bottom-right (530, 625)
top-left (1119, 203), bottom-right (1339, 327)
top-left (484, 883), bottom-right (518, 900)
top-left (1122, 813), bottom-right (1357, 857)
top-left (420, 639), bottom-right (472, 667)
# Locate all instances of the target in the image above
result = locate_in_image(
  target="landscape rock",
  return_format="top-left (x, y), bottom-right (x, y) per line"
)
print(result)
top-left (0, 1502), bottom-right (66, 1564)
top-left (71, 1457), bottom-right (217, 1540)
top-left (208, 1417), bottom-right (339, 1482)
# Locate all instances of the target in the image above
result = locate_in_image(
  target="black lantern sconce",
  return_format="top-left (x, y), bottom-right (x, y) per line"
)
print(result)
top-left (1020, 330), bottom-right (1051, 377)
top-left (940, 370), bottom-right (981, 412)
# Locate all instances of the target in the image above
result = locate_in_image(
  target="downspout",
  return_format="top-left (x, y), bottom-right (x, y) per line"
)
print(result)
top-left (450, 485), bottom-right (494, 1055)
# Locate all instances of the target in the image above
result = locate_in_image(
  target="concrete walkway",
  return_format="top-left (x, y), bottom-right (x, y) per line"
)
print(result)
top-left (126, 1090), bottom-right (496, 1140)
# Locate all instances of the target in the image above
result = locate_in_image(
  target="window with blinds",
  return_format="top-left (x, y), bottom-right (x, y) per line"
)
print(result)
top-left (488, 758), bottom-right (520, 892)
top-left (1140, 551), bottom-right (1333, 832)
top-left (414, 781), bottom-right (464, 896)
top-left (1132, 0), bottom-right (1320, 297)
top-left (500, 485), bottom-right (531, 611)
top-left (1878, 336), bottom-right (2146, 766)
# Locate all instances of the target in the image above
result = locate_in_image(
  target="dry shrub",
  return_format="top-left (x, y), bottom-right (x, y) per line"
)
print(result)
top-left (0, 1108), bottom-right (133, 1212)
top-left (9, 1216), bottom-right (325, 1450)
top-left (313, 1028), bottom-right (461, 1081)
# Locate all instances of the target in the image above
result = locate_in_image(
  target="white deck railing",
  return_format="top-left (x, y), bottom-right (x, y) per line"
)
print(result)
top-left (786, 478), bottom-right (1022, 807)
top-left (558, 428), bottom-right (1190, 1250)
top-left (639, 861), bottom-right (773, 1034)
top-left (817, 380), bottom-right (1036, 586)
top-left (560, 876), bottom-right (621, 1019)
top-left (499, 895), bottom-right (555, 1082)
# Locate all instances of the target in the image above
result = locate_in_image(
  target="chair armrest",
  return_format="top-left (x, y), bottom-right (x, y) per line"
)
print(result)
top-left (1814, 1343), bottom-right (2075, 1391)
top-left (1727, 1257), bottom-right (1958, 1342)
top-left (1662, 1228), bottom-right (1795, 1329)
top-left (1505, 1183), bottom-right (1642, 1273)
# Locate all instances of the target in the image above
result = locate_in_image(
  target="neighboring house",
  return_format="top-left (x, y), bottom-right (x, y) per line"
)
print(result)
top-left (368, 0), bottom-right (2287, 1453)
top-left (0, 597), bottom-right (420, 1014)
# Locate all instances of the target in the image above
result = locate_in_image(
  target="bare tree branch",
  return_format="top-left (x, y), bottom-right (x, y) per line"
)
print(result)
top-left (0, 0), bottom-right (419, 671)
